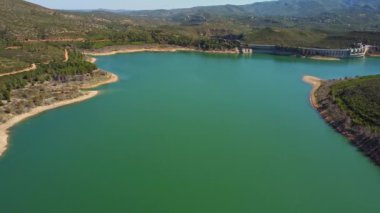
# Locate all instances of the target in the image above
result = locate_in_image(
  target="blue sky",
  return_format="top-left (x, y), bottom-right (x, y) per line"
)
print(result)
top-left (27, 0), bottom-right (267, 10)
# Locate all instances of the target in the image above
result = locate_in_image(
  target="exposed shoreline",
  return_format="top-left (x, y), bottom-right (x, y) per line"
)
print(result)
top-left (0, 91), bottom-right (98, 157)
top-left (307, 56), bottom-right (340, 61)
top-left (0, 57), bottom-right (118, 158)
top-left (84, 47), bottom-right (196, 56)
top-left (303, 75), bottom-right (356, 144)
top-left (303, 75), bottom-right (380, 165)
top-left (81, 73), bottom-right (119, 89)
top-left (367, 53), bottom-right (380, 57)
top-left (83, 45), bottom-right (240, 56)
top-left (303, 75), bottom-right (322, 108)
top-left (86, 57), bottom-right (97, 63)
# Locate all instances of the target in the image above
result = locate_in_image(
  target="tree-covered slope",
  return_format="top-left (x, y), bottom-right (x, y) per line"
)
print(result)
top-left (0, 0), bottom-right (110, 40)
top-left (120, 0), bottom-right (380, 31)
top-left (330, 76), bottom-right (380, 131)
top-left (245, 0), bottom-right (380, 17)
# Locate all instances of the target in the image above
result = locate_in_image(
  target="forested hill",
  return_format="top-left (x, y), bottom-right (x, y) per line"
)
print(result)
top-left (2, 0), bottom-right (380, 43)
top-left (125, 0), bottom-right (380, 17)
top-left (121, 0), bottom-right (380, 31)
top-left (0, 0), bottom-right (114, 40)
top-left (244, 0), bottom-right (380, 17)
top-left (1, 0), bottom-right (380, 52)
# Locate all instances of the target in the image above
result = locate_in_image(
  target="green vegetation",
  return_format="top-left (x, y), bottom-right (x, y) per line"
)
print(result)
top-left (0, 43), bottom-right (64, 65)
top-left (2, 0), bottom-right (380, 51)
top-left (0, 0), bottom-right (380, 109)
top-left (123, 0), bottom-right (380, 31)
top-left (0, 57), bottom-right (29, 73)
top-left (0, 42), bottom-right (69, 78)
top-left (79, 28), bottom-right (239, 51)
top-left (315, 75), bottom-right (380, 165)
top-left (0, 0), bottom-right (109, 40)
top-left (330, 75), bottom-right (380, 132)
top-left (0, 51), bottom-right (96, 101)
top-left (0, 0), bottom-right (378, 165)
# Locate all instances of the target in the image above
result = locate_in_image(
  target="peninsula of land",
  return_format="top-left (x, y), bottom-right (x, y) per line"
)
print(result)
top-left (0, 91), bottom-right (98, 157)
top-left (0, 71), bottom-right (118, 158)
top-left (304, 75), bottom-right (380, 165)
top-left (0, 52), bottom-right (118, 158)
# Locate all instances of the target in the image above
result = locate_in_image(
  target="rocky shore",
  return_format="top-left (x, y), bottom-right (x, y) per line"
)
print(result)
top-left (304, 76), bottom-right (380, 165)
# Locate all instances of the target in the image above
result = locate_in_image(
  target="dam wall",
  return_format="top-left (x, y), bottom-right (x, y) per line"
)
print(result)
top-left (248, 44), bottom-right (367, 58)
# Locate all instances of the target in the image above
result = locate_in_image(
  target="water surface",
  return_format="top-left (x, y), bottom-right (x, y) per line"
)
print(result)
top-left (1, 53), bottom-right (380, 212)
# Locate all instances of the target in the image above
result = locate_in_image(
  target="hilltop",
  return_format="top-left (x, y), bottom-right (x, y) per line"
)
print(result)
top-left (0, 0), bottom-right (379, 48)
top-left (120, 0), bottom-right (380, 31)
top-left (0, 0), bottom-right (112, 40)
top-left (245, 0), bottom-right (380, 17)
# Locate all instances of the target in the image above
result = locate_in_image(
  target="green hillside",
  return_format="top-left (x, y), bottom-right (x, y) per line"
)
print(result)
top-left (121, 0), bottom-right (380, 31)
top-left (0, 0), bottom-right (110, 40)
top-left (330, 75), bottom-right (380, 131)
top-left (245, 0), bottom-right (380, 17)
top-left (0, 0), bottom-right (380, 74)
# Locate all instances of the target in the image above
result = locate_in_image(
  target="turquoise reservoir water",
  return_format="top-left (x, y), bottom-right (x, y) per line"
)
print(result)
top-left (1, 53), bottom-right (380, 212)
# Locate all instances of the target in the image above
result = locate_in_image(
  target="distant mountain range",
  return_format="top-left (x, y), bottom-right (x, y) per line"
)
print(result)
top-left (1, 0), bottom-right (380, 42)
top-left (120, 0), bottom-right (380, 17)
top-left (102, 0), bottom-right (380, 31)
top-left (245, 0), bottom-right (380, 17)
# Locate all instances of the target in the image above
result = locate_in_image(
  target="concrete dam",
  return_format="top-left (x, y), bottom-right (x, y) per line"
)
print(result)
top-left (248, 44), bottom-right (367, 58)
